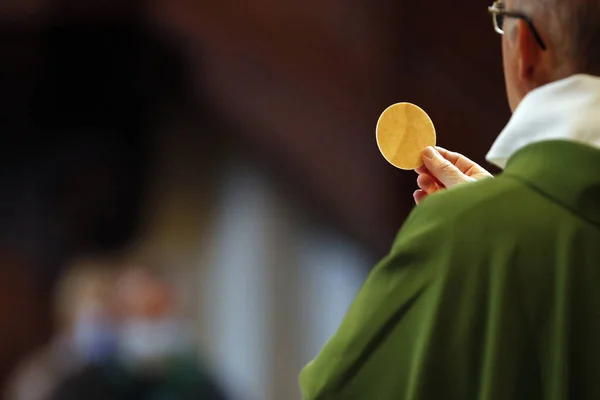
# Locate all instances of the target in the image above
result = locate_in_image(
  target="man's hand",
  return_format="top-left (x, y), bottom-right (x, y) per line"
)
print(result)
top-left (413, 146), bottom-right (493, 204)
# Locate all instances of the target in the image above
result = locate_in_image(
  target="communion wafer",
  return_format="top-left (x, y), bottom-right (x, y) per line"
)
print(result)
top-left (376, 102), bottom-right (436, 170)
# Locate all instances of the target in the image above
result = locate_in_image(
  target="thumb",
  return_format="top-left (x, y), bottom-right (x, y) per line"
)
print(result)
top-left (422, 146), bottom-right (473, 188)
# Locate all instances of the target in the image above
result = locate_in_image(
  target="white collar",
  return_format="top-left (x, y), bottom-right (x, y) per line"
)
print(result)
top-left (486, 74), bottom-right (600, 169)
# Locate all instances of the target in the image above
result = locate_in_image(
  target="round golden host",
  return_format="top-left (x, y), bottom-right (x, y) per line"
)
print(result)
top-left (376, 102), bottom-right (436, 170)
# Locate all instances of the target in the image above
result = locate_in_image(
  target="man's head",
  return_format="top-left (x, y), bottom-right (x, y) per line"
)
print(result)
top-left (499, 0), bottom-right (600, 111)
top-left (115, 263), bottom-right (176, 319)
top-left (54, 257), bottom-right (118, 333)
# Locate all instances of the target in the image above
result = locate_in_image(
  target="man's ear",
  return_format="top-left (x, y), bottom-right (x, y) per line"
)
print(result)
top-left (516, 19), bottom-right (545, 87)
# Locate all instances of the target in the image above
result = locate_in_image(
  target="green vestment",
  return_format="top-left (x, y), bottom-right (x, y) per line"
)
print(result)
top-left (299, 140), bottom-right (600, 400)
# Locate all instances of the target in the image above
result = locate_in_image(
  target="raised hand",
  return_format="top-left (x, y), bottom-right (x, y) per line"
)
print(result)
top-left (414, 146), bottom-right (493, 205)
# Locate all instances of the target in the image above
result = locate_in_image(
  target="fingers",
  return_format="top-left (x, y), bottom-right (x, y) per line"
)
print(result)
top-left (422, 146), bottom-right (475, 188)
top-left (415, 147), bottom-right (493, 203)
top-left (435, 146), bottom-right (492, 178)
top-left (417, 173), bottom-right (443, 194)
top-left (413, 190), bottom-right (427, 205)
top-left (434, 146), bottom-right (469, 167)
top-left (414, 165), bottom-right (429, 175)
top-left (416, 165), bottom-right (444, 187)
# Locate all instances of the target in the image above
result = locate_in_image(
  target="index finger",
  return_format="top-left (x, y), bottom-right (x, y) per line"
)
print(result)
top-left (435, 146), bottom-right (468, 165)
top-left (435, 146), bottom-right (484, 175)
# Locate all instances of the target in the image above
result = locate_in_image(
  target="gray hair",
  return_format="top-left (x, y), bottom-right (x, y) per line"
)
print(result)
top-left (513, 0), bottom-right (600, 75)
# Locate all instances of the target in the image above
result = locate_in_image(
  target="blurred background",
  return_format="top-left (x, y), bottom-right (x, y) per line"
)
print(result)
top-left (0, 0), bottom-right (510, 399)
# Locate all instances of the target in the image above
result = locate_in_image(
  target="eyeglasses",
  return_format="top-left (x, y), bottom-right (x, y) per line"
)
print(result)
top-left (488, 0), bottom-right (547, 50)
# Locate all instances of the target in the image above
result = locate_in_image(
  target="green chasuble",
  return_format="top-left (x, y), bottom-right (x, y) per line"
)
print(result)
top-left (299, 140), bottom-right (600, 400)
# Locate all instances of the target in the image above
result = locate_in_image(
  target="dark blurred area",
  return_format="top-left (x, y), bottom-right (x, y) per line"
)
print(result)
top-left (0, 0), bottom-right (510, 399)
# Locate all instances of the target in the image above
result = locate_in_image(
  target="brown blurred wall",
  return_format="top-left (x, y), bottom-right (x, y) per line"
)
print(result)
top-left (0, 0), bottom-right (512, 390)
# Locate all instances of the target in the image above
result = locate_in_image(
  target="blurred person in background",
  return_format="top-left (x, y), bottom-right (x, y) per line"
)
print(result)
top-left (5, 257), bottom-right (119, 400)
top-left (49, 263), bottom-right (229, 400)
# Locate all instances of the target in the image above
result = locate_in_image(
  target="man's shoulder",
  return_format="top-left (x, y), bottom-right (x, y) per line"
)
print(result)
top-left (408, 176), bottom-right (520, 226)
top-left (396, 175), bottom-right (563, 250)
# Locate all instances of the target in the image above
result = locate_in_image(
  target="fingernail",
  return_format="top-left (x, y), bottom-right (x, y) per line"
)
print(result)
top-left (423, 146), bottom-right (436, 160)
